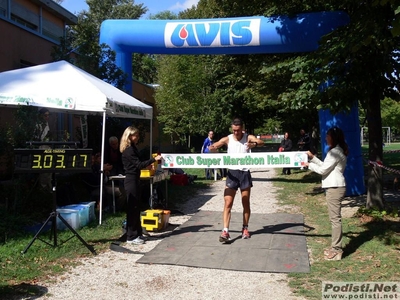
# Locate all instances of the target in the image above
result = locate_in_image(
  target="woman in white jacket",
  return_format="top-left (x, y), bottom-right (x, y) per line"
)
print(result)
top-left (304, 127), bottom-right (348, 260)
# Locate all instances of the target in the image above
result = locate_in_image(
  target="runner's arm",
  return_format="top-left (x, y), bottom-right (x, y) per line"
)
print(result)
top-left (247, 135), bottom-right (265, 149)
top-left (208, 136), bottom-right (228, 152)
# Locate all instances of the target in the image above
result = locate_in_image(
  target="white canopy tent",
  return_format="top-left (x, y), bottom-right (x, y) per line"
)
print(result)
top-left (0, 60), bottom-right (153, 224)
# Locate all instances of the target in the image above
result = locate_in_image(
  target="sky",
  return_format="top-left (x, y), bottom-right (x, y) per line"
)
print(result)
top-left (60, 0), bottom-right (199, 18)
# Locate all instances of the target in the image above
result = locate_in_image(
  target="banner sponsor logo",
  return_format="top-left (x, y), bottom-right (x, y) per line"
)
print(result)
top-left (164, 19), bottom-right (261, 48)
top-left (0, 94), bottom-right (76, 109)
top-left (161, 152), bottom-right (307, 169)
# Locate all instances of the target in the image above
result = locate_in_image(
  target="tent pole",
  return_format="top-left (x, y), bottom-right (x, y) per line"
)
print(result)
top-left (150, 119), bottom-right (153, 156)
top-left (149, 119), bottom-right (153, 208)
top-left (99, 111), bottom-right (107, 225)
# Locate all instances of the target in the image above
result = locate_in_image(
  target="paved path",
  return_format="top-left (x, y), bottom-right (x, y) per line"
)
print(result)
top-left (38, 168), bottom-right (306, 300)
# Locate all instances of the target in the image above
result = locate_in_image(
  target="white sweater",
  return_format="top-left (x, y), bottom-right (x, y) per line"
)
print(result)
top-left (308, 145), bottom-right (347, 188)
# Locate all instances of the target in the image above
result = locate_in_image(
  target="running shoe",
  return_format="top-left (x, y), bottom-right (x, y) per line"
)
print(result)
top-left (219, 230), bottom-right (231, 243)
top-left (242, 228), bottom-right (250, 239)
top-left (141, 227), bottom-right (151, 237)
top-left (127, 236), bottom-right (145, 245)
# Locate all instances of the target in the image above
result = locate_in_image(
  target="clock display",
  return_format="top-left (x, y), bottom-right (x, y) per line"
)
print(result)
top-left (14, 148), bottom-right (93, 173)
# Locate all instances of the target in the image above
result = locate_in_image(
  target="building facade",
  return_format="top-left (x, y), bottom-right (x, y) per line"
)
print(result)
top-left (0, 0), bottom-right (77, 71)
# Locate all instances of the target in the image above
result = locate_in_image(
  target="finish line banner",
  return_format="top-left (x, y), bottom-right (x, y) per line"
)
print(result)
top-left (161, 152), bottom-right (308, 169)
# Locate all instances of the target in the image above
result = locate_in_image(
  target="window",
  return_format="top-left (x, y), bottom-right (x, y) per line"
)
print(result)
top-left (0, 0), bottom-right (6, 17)
top-left (42, 18), bottom-right (63, 41)
top-left (11, 13), bottom-right (37, 30)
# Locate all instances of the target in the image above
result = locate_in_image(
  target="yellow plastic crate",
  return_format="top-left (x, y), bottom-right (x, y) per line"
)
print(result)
top-left (141, 209), bottom-right (164, 231)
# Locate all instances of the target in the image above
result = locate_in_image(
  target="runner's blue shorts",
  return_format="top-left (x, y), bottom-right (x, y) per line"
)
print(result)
top-left (226, 170), bottom-right (252, 191)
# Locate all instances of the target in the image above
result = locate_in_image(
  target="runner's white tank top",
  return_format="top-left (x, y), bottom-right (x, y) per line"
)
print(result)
top-left (227, 133), bottom-right (249, 171)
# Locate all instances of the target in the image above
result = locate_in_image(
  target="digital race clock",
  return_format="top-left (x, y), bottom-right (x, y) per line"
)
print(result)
top-left (14, 148), bottom-right (93, 173)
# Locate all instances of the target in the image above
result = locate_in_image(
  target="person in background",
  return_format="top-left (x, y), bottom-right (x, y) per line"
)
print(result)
top-left (304, 127), bottom-right (348, 261)
top-left (104, 136), bottom-right (124, 176)
top-left (201, 130), bottom-right (217, 179)
top-left (120, 126), bottom-right (162, 245)
top-left (310, 125), bottom-right (319, 155)
top-left (208, 118), bottom-right (265, 243)
top-left (33, 108), bottom-right (51, 142)
top-left (104, 136), bottom-right (126, 210)
top-left (279, 132), bottom-right (293, 175)
top-left (298, 129), bottom-right (311, 151)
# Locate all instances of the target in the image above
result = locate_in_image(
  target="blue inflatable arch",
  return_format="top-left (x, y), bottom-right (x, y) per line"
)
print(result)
top-left (99, 11), bottom-right (365, 196)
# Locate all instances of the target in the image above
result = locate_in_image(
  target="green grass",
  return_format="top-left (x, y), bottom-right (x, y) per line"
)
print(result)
top-left (273, 168), bottom-right (400, 299)
top-left (0, 210), bottom-right (126, 298)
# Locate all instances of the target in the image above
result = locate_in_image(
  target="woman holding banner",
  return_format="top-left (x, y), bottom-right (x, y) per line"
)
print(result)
top-left (304, 127), bottom-right (348, 260)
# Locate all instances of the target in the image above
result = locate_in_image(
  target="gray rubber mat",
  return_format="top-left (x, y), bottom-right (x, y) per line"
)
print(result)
top-left (137, 211), bottom-right (310, 273)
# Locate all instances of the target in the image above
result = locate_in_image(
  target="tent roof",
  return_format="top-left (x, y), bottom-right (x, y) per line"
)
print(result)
top-left (0, 60), bottom-right (152, 119)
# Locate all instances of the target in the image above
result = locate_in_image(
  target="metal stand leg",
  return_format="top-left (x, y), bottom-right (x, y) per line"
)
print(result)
top-left (149, 178), bottom-right (153, 209)
top-left (21, 173), bottom-right (96, 255)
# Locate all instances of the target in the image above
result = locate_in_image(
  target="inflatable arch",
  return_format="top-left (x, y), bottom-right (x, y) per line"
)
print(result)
top-left (99, 11), bottom-right (365, 196)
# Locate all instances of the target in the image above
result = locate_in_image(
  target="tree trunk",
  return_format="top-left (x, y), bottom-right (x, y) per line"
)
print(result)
top-left (366, 92), bottom-right (384, 209)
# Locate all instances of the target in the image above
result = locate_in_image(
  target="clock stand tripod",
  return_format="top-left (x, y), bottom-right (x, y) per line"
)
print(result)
top-left (22, 173), bottom-right (96, 255)
top-left (16, 141), bottom-right (96, 255)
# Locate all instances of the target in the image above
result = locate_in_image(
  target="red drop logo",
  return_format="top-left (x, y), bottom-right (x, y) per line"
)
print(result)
top-left (179, 26), bottom-right (188, 39)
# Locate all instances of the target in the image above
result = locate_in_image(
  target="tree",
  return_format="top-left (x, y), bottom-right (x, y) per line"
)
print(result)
top-left (163, 0), bottom-right (400, 208)
top-left (156, 54), bottom-right (215, 147)
top-left (156, 0), bottom-right (320, 136)
top-left (257, 1), bottom-right (400, 209)
top-left (132, 10), bottom-right (179, 84)
top-left (52, 0), bottom-right (147, 88)
top-left (381, 98), bottom-right (400, 135)
top-left (149, 10), bottom-right (178, 20)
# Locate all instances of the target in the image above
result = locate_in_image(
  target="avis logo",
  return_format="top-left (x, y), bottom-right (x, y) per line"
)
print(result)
top-left (164, 19), bottom-right (261, 48)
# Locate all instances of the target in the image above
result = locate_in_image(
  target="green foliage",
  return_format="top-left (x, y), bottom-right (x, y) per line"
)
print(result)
top-left (52, 0), bottom-right (148, 89)
top-left (84, 0), bottom-right (147, 22)
top-left (155, 1), bottom-right (324, 140)
top-left (155, 54), bottom-right (218, 142)
top-left (148, 10), bottom-right (178, 20)
top-left (131, 10), bottom-right (180, 84)
top-left (255, 119), bottom-right (282, 135)
top-left (0, 106), bottom-right (39, 179)
top-left (357, 206), bottom-right (399, 220)
top-left (132, 53), bottom-right (157, 84)
top-left (10, 106), bottom-right (39, 148)
top-left (381, 97), bottom-right (400, 134)
top-left (51, 0), bottom-right (400, 210)
top-left (274, 170), bottom-right (400, 299)
top-left (252, 0), bottom-right (400, 208)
